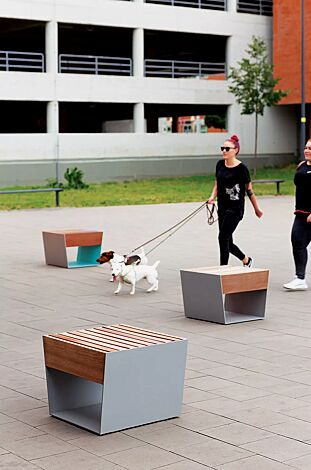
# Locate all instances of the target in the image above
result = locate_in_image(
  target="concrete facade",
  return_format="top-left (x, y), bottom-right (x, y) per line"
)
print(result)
top-left (0, 0), bottom-right (296, 185)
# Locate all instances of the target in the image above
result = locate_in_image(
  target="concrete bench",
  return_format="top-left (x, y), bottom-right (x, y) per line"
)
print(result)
top-left (0, 188), bottom-right (63, 207)
top-left (42, 229), bottom-right (103, 268)
top-left (43, 323), bottom-right (187, 435)
top-left (252, 179), bottom-right (285, 195)
top-left (180, 266), bottom-right (269, 324)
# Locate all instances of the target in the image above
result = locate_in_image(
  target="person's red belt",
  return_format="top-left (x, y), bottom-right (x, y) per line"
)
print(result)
top-left (294, 210), bottom-right (311, 215)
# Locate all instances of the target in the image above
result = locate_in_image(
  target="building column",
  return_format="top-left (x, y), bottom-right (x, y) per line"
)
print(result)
top-left (47, 101), bottom-right (60, 181)
top-left (45, 21), bottom-right (58, 74)
top-left (133, 28), bottom-right (145, 132)
top-left (132, 28), bottom-right (144, 78)
top-left (226, 0), bottom-right (237, 13)
top-left (47, 101), bottom-right (59, 134)
top-left (134, 102), bottom-right (145, 133)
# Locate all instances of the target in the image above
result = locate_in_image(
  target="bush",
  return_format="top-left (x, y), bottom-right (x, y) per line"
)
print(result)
top-left (64, 167), bottom-right (88, 189)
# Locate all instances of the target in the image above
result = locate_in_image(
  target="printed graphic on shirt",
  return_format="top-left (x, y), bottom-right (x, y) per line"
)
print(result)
top-left (226, 184), bottom-right (240, 201)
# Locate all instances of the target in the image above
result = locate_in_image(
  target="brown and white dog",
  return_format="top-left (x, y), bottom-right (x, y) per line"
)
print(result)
top-left (111, 260), bottom-right (160, 295)
top-left (96, 251), bottom-right (144, 266)
top-left (96, 249), bottom-right (148, 281)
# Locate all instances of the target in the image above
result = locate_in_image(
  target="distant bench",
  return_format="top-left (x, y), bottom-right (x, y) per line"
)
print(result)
top-left (252, 179), bottom-right (285, 195)
top-left (0, 188), bottom-right (63, 207)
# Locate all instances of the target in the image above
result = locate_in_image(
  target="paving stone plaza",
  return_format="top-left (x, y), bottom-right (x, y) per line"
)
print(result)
top-left (1, 196), bottom-right (311, 469)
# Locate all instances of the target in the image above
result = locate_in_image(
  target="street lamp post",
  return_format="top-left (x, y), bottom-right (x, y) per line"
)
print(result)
top-left (300, 0), bottom-right (306, 160)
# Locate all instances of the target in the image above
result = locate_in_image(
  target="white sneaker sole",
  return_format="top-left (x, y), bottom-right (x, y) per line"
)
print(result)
top-left (283, 285), bottom-right (308, 291)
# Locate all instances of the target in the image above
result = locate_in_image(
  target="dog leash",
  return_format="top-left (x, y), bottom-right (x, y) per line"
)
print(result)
top-left (129, 202), bottom-right (218, 256)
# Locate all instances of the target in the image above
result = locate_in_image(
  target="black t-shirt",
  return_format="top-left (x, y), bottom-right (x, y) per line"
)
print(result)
top-left (294, 161), bottom-right (311, 215)
top-left (216, 160), bottom-right (251, 217)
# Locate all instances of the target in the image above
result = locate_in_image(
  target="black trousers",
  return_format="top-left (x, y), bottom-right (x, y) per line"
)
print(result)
top-left (291, 216), bottom-right (311, 279)
top-left (218, 210), bottom-right (245, 265)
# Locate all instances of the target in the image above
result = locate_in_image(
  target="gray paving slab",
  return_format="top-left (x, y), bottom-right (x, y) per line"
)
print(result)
top-left (1, 197), bottom-right (311, 468)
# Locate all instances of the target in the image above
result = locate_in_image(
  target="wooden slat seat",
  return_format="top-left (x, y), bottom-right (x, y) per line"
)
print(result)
top-left (43, 323), bottom-right (187, 435)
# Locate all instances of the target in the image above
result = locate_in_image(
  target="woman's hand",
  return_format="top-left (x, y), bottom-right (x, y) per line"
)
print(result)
top-left (207, 197), bottom-right (215, 204)
top-left (307, 214), bottom-right (311, 223)
top-left (255, 208), bottom-right (263, 218)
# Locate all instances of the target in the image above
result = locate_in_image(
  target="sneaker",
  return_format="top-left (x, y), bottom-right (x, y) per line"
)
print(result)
top-left (244, 257), bottom-right (253, 268)
top-left (283, 278), bottom-right (308, 291)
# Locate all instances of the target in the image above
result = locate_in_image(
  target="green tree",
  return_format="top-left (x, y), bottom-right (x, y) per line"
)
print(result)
top-left (228, 36), bottom-right (288, 177)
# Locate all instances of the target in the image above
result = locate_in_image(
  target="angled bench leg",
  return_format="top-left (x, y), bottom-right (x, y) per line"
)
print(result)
top-left (100, 341), bottom-right (187, 434)
top-left (42, 232), bottom-right (68, 267)
top-left (180, 271), bottom-right (225, 323)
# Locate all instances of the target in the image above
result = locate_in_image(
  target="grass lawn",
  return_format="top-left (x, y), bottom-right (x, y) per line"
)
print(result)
top-left (0, 165), bottom-right (296, 210)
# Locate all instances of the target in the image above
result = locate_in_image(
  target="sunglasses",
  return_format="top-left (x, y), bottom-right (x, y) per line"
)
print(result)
top-left (220, 146), bottom-right (235, 152)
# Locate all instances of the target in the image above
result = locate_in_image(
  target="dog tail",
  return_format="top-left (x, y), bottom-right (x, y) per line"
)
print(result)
top-left (138, 247), bottom-right (148, 265)
top-left (152, 260), bottom-right (160, 269)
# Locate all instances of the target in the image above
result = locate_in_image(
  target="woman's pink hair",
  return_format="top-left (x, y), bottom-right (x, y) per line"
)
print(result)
top-left (226, 135), bottom-right (240, 155)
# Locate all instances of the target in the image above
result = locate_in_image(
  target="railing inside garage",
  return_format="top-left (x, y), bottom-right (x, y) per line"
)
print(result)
top-left (145, 0), bottom-right (226, 9)
top-left (237, 0), bottom-right (272, 16)
top-left (59, 54), bottom-right (133, 76)
top-left (0, 51), bottom-right (45, 72)
top-left (144, 59), bottom-right (226, 78)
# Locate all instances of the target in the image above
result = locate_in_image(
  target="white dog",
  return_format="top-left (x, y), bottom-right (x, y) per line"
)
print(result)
top-left (111, 260), bottom-right (160, 295)
top-left (96, 249), bottom-right (148, 282)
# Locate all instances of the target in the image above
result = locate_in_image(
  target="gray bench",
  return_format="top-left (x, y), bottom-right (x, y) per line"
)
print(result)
top-left (252, 179), bottom-right (285, 195)
top-left (43, 324), bottom-right (187, 435)
top-left (0, 188), bottom-right (63, 207)
top-left (180, 266), bottom-right (269, 324)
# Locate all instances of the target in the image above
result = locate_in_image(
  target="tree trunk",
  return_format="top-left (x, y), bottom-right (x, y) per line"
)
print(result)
top-left (253, 113), bottom-right (258, 179)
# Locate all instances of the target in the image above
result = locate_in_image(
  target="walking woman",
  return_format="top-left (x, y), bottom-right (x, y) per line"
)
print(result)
top-left (283, 139), bottom-right (311, 291)
top-left (208, 135), bottom-right (263, 266)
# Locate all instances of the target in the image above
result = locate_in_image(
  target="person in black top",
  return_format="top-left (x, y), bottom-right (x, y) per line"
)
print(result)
top-left (208, 135), bottom-right (263, 266)
top-left (283, 139), bottom-right (311, 290)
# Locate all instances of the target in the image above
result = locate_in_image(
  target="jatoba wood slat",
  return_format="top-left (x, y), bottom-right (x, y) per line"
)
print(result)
top-left (116, 324), bottom-right (184, 342)
top-left (183, 266), bottom-right (266, 275)
top-left (65, 231), bottom-right (102, 247)
top-left (95, 326), bottom-right (162, 345)
top-left (69, 331), bottom-right (138, 350)
top-left (111, 325), bottom-right (170, 344)
top-left (50, 333), bottom-right (119, 352)
top-left (221, 271), bottom-right (269, 294)
top-left (91, 327), bottom-right (160, 346)
top-left (98, 326), bottom-right (170, 345)
top-left (47, 335), bottom-right (107, 352)
top-left (82, 329), bottom-right (154, 348)
top-left (43, 336), bottom-right (105, 383)
top-left (56, 332), bottom-right (129, 351)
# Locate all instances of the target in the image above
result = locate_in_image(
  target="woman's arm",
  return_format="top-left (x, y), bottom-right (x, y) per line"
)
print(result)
top-left (208, 181), bottom-right (218, 204)
top-left (246, 182), bottom-right (263, 218)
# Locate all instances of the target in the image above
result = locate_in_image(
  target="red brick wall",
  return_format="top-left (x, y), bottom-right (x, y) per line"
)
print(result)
top-left (273, 0), bottom-right (311, 104)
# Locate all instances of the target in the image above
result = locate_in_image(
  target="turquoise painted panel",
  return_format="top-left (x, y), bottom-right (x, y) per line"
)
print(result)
top-left (67, 245), bottom-right (101, 268)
